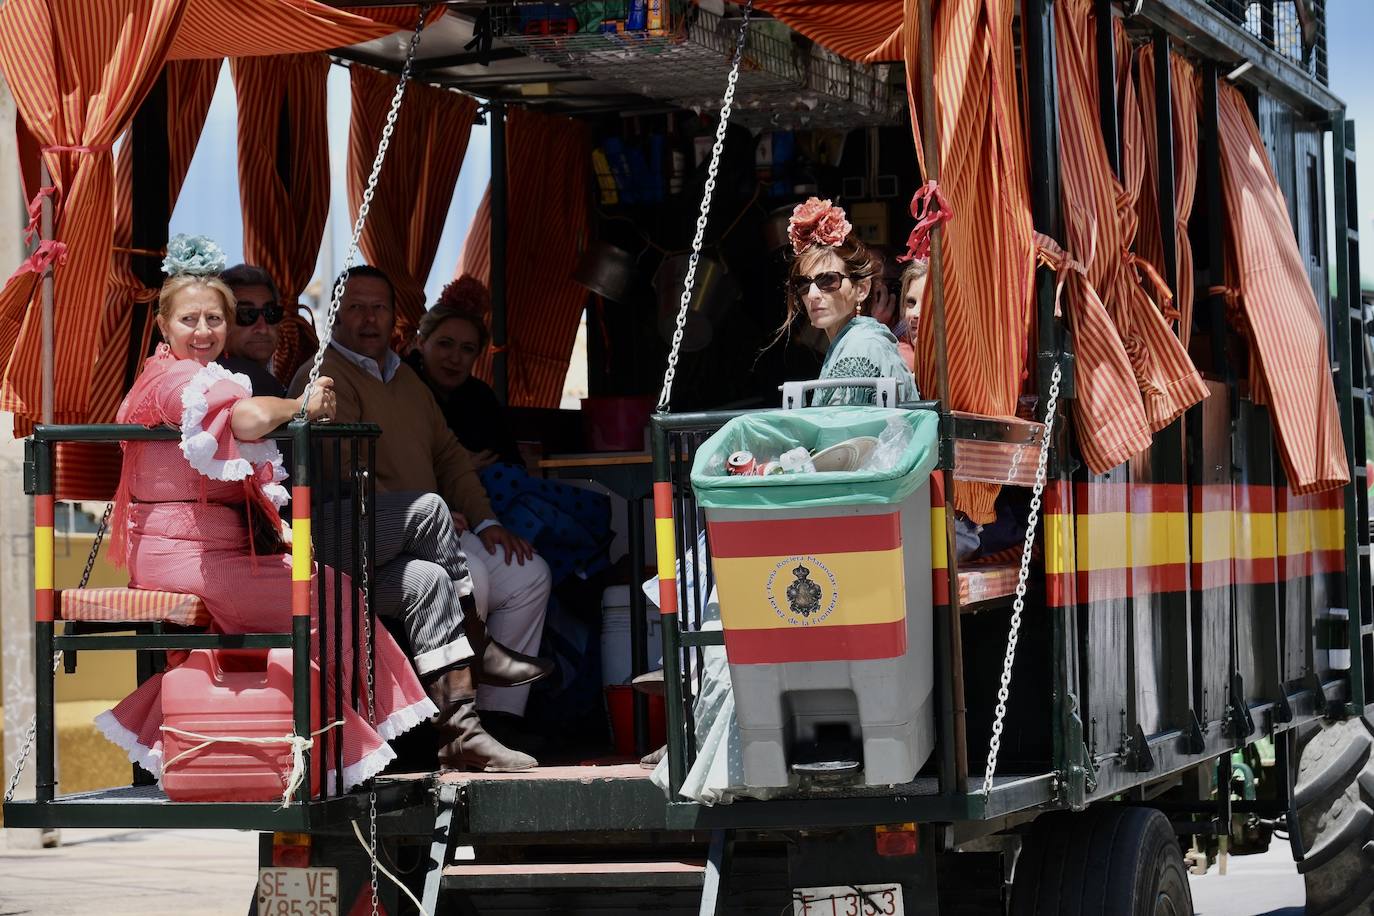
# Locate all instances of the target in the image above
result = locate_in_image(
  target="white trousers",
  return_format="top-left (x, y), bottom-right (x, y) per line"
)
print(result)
top-left (461, 529), bottom-right (551, 715)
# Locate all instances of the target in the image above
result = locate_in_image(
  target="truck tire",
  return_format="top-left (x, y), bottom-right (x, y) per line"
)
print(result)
top-left (1294, 713), bottom-right (1374, 915)
top-left (1009, 806), bottom-right (1191, 916)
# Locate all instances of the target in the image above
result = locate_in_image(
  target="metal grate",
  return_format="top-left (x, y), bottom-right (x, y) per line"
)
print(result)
top-left (494, 4), bottom-right (904, 128)
top-left (1207, 0), bottom-right (1328, 85)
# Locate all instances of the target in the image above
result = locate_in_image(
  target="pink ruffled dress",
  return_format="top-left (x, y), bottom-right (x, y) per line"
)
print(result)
top-left (95, 346), bottom-right (437, 792)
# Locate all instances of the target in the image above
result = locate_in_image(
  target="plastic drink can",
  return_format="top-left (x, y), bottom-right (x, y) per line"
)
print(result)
top-left (727, 451), bottom-right (756, 475)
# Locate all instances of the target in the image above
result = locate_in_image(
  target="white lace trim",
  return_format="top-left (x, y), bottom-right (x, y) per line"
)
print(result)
top-left (179, 362), bottom-right (290, 506)
top-left (377, 696), bottom-right (440, 742)
top-left (94, 709), bottom-right (165, 779)
top-left (329, 743), bottom-right (398, 794)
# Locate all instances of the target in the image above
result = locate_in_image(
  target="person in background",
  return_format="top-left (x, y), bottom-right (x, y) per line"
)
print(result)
top-left (291, 266), bottom-right (554, 760)
top-left (219, 264), bottom-right (287, 397)
top-left (894, 257), bottom-right (928, 377)
top-left (406, 276), bottom-right (612, 587)
top-left (779, 198), bottom-right (918, 406)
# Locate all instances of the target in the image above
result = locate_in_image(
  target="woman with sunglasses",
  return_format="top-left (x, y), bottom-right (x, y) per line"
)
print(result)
top-left (781, 199), bottom-right (918, 406)
top-left (219, 263), bottom-right (288, 398)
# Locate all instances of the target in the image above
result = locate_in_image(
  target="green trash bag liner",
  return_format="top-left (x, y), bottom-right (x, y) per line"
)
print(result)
top-left (690, 407), bottom-right (939, 510)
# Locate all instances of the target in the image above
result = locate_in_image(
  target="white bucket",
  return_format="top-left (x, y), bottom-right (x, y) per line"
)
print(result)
top-left (600, 585), bottom-right (663, 687)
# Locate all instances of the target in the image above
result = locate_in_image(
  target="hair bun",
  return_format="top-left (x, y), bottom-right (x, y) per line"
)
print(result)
top-left (162, 234), bottom-right (227, 278)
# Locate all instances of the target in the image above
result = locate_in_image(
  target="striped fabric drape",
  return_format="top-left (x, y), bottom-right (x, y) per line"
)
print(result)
top-left (348, 66), bottom-right (477, 340)
top-left (0, 0), bottom-right (186, 432)
top-left (232, 54), bottom-right (331, 387)
top-left (88, 59), bottom-right (221, 424)
top-left (1134, 46), bottom-right (1200, 349)
top-left (901, 0), bottom-right (1036, 523)
top-left (167, 1), bottom-right (438, 60)
top-left (1051, 0), bottom-right (1205, 474)
top-left (457, 109), bottom-right (592, 408)
top-left (755, 1), bottom-right (902, 61)
top-left (1216, 82), bottom-right (1348, 494)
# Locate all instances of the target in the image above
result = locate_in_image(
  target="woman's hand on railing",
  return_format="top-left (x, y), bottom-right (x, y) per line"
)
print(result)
top-left (299, 377), bottom-right (336, 423)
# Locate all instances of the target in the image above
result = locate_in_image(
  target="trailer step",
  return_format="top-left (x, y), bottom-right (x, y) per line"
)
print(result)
top-left (441, 860), bottom-right (706, 891)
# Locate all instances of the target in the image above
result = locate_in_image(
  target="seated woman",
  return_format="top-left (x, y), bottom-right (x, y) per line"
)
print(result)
top-left (782, 198), bottom-right (918, 406)
top-left (405, 276), bottom-right (611, 587)
top-left (97, 236), bottom-right (443, 790)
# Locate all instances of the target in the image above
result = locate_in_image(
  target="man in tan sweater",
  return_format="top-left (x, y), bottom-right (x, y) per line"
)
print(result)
top-left (291, 266), bottom-right (552, 771)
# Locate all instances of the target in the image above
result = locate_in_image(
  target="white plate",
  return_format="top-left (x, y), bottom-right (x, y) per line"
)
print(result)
top-left (257, 866), bottom-right (340, 916)
top-left (793, 883), bottom-right (904, 915)
top-left (810, 436), bottom-right (879, 473)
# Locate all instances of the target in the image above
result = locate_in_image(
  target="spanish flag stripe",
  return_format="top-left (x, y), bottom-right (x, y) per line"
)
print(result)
top-left (724, 619), bottom-right (907, 664)
top-left (712, 547), bottom-right (906, 630)
top-left (707, 512), bottom-right (901, 559)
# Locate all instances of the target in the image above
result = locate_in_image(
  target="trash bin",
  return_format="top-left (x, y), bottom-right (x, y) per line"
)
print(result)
top-left (691, 405), bottom-right (939, 787)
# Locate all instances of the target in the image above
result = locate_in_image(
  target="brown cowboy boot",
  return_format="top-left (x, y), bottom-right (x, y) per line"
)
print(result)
top-left (424, 664), bottom-right (537, 772)
top-left (460, 595), bottom-right (554, 688)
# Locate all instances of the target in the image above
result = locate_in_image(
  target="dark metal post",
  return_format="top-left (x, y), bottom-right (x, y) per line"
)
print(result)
top-left (38, 161), bottom-right (54, 426)
top-left (917, 0), bottom-right (968, 791)
top-left (128, 72), bottom-right (170, 380)
top-left (291, 421), bottom-right (313, 801)
top-left (32, 439), bottom-right (55, 803)
top-left (490, 103), bottom-right (509, 405)
top-left (1095, 0), bottom-right (1121, 176)
top-left (651, 423), bottom-right (687, 794)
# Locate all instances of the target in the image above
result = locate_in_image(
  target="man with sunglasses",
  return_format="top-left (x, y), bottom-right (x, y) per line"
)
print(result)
top-left (220, 263), bottom-right (288, 397)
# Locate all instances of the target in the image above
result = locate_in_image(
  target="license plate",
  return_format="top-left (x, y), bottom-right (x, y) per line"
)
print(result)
top-left (793, 883), bottom-right (904, 916)
top-left (256, 867), bottom-right (340, 916)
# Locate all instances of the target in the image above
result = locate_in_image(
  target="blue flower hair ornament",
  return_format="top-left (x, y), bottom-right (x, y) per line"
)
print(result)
top-left (162, 233), bottom-right (227, 278)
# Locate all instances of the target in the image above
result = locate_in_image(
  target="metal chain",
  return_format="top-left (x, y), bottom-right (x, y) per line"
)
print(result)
top-left (654, 0), bottom-right (754, 413)
top-left (298, 4), bottom-right (431, 420)
top-left (357, 470), bottom-right (380, 916)
top-left (5, 502), bottom-right (114, 804)
top-left (982, 362), bottom-right (1062, 797)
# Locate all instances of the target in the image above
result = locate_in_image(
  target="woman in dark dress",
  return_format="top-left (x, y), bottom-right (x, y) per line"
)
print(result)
top-left (406, 276), bottom-right (611, 586)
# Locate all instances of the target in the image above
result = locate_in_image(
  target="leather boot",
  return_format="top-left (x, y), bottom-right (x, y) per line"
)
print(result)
top-left (460, 596), bottom-right (554, 688)
top-left (425, 665), bottom-right (537, 772)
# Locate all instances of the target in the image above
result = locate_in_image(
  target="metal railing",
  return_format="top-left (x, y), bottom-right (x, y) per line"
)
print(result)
top-left (21, 421), bottom-right (379, 814)
top-left (1207, 0), bottom-right (1327, 84)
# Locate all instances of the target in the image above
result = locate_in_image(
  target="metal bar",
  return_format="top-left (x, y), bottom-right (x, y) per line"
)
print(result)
top-left (650, 421), bottom-right (688, 796)
top-left (332, 437), bottom-right (344, 796)
top-left (698, 829), bottom-right (732, 916)
top-left (127, 71), bottom-right (169, 384)
top-left (317, 438), bottom-right (329, 799)
top-left (33, 439), bottom-right (55, 802)
top-left (367, 438), bottom-right (378, 722)
top-left (291, 422), bottom-right (313, 802)
top-left (628, 494), bottom-right (649, 756)
top-left (422, 783), bottom-right (459, 914)
top-left (1330, 113), bottom-right (1366, 712)
top-left (490, 102), bottom-right (509, 405)
top-left (38, 160), bottom-right (54, 425)
top-left (1095, 0), bottom-right (1121, 176)
top-left (917, 0), bottom-right (968, 792)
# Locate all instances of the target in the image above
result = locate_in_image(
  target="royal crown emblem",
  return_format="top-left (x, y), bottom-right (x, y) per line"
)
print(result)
top-left (786, 564), bottom-right (824, 618)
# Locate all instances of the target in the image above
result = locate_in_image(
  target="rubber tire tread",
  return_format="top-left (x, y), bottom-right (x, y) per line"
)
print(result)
top-left (1295, 714), bottom-right (1374, 916)
top-left (1009, 806), bottom-right (1192, 916)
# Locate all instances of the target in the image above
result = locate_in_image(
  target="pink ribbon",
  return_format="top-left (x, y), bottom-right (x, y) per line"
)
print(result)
top-left (898, 180), bottom-right (954, 263)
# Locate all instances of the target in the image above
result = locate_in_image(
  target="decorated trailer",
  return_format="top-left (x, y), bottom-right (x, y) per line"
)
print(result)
top-left (3, 1), bottom-right (1372, 915)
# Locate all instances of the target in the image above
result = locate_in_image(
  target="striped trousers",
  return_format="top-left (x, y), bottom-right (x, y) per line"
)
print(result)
top-left (315, 490), bottom-right (550, 716)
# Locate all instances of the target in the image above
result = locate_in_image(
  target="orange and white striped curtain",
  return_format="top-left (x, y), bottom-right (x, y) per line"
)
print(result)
top-left (1133, 46), bottom-right (1200, 349)
top-left (232, 53), bottom-right (331, 387)
top-left (1215, 82), bottom-right (1348, 493)
top-left (0, 0), bottom-right (187, 433)
top-left (87, 59), bottom-right (222, 424)
top-left (348, 66), bottom-right (477, 340)
top-left (1051, 0), bottom-right (1205, 475)
top-left (457, 109), bottom-right (592, 408)
top-left (901, 0), bottom-right (1035, 523)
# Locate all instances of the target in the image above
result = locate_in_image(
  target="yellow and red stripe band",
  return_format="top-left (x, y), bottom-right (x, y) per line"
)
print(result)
top-left (653, 481), bottom-right (678, 616)
top-left (291, 486), bottom-right (311, 618)
top-left (35, 494), bottom-right (53, 623)
top-left (708, 511), bottom-right (907, 663)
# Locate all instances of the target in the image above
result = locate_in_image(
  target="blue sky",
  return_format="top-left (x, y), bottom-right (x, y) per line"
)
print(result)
top-left (170, 5), bottom-right (1374, 303)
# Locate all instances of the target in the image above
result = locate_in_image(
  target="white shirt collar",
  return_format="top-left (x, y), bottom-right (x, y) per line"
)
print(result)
top-left (330, 340), bottom-right (400, 383)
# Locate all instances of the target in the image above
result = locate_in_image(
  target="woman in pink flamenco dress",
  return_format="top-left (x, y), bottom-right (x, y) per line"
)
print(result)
top-left (95, 239), bottom-right (436, 793)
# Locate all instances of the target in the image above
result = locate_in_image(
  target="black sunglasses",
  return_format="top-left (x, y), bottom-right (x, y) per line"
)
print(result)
top-left (790, 271), bottom-right (859, 295)
top-left (235, 302), bottom-right (285, 327)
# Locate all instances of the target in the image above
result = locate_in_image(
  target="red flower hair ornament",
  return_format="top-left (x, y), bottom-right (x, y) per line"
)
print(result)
top-left (788, 197), bottom-right (852, 255)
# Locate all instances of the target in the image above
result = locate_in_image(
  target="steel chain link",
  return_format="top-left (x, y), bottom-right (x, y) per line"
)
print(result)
top-left (6, 502), bottom-right (114, 804)
top-left (655, 0), bottom-right (754, 413)
top-left (982, 362), bottom-right (1062, 797)
top-left (299, 4), bottom-right (431, 420)
top-left (358, 470), bottom-right (381, 916)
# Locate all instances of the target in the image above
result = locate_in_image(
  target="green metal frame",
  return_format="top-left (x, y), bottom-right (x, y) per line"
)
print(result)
top-left (3, 421), bottom-right (398, 832)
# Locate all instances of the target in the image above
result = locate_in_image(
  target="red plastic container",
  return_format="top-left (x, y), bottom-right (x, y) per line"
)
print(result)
top-left (604, 685), bottom-right (666, 758)
top-left (581, 396), bottom-right (656, 451)
top-left (161, 649), bottom-right (321, 802)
